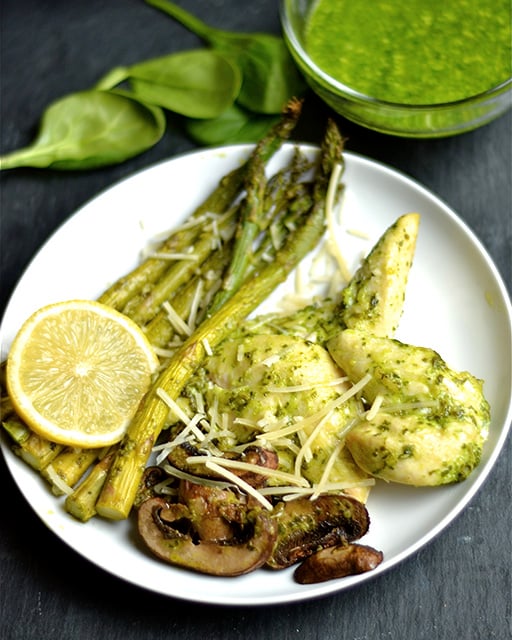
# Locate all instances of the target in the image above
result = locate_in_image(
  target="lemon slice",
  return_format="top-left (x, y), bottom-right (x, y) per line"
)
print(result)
top-left (6, 300), bottom-right (159, 448)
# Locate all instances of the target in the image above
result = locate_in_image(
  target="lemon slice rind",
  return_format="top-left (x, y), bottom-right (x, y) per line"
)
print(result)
top-left (6, 299), bottom-right (159, 448)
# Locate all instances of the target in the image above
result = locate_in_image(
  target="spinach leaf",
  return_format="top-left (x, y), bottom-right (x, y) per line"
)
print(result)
top-left (145, 0), bottom-right (306, 114)
top-left (186, 104), bottom-right (280, 146)
top-left (0, 90), bottom-right (166, 170)
top-left (233, 35), bottom-right (305, 114)
top-left (128, 49), bottom-right (242, 118)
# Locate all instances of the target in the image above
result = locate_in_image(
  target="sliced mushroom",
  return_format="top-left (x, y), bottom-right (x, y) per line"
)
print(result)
top-left (294, 543), bottom-right (384, 584)
top-left (134, 466), bottom-right (172, 508)
top-left (167, 443), bottom-right (278, 488)
top-left (178, 480), bottom-right (248, 543)
top-left (137, 494), bottom-right (278, 577)
top-left (233, 446), bottom-right (279, 488)
top-left (266, 494), bottom-right (370, 569)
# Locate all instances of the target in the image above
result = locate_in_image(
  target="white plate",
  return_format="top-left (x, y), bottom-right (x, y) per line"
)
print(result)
top-left (1, 144), bottom-right (511, 606)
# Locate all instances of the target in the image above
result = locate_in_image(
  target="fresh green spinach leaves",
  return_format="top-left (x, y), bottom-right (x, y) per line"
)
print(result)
top-left (186, 104), bottom-right (280, 146)
top-left (129, 49), bottom-right (242, 118)
top-left (0, 1), bottom-right (306, 171)
top-left (145, 0), bottom-right (306, 114)
top-left (0, 90), bottom-right (166, 170)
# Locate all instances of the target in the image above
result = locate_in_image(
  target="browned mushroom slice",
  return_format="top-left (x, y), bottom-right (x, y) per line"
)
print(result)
top-left (233, 446), bottom-right (279, 488)
top-left (134, 466), bottom-right (172, 508)
top-left (167, 442), bottom-right (278, 488)
top-left (178, 480), bottom-right (249, 543)
top-left (137, 495), bottom-right (278, 576)
top-left (294, 543), bottom-right (384, 584)
top-left (266, 494), bottom-right (370, 569)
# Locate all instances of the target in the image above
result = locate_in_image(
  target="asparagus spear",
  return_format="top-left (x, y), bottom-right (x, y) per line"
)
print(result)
top-left (126, 212), bottom-right (237, 325)
top-left (95, 120), bottom-right (344, 520)
top-left (208, 148), bottom-right (316, 315)
top-left (65, 450), bottom-right (116, 522)
top-left (145, 160), bottom-right (315, 347)
top-left (41, 447), bottom-right (100, 496)
top-left (99, 99), bottom-right (302, 313)
top-left (206, 152), bottom-right (267, 315)
top-left (1, 100), bottom-right (307, 510)
top-left (98, 223), bottom-right (206, 312)
top-left (2, 417), bottom-right (64, 470)
top-left (144, 241), bottom-right (233, 349)
top-left (1, 369), bottom-right (64, 469)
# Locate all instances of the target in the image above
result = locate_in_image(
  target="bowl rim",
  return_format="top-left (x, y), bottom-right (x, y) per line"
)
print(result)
top-left (279, 0), bottom-right (512, 112)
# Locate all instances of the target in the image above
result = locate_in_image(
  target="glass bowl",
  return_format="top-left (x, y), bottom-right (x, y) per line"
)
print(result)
top-left (280, 0), bottom-right (512, 138)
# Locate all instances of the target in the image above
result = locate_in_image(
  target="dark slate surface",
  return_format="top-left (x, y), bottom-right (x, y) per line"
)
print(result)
top-left (1, 2), bottom-right (511, 639)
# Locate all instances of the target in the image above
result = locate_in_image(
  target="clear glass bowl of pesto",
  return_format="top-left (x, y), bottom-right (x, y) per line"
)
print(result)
top-left (280, 0), bottom-right (512, 138)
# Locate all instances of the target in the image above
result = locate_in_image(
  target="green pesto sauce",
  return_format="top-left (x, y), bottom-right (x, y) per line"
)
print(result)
top-left (305, 0), bottom-right (512, 104)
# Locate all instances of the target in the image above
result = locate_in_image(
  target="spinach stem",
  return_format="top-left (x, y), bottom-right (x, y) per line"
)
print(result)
top-left (94, 67), bottom-right (130, 90)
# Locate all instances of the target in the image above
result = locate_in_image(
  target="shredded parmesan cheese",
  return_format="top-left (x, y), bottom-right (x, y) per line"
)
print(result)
top-left (346, 227), bottom-right (371, 240)
top-left (259, 478), bottom-right (375, 501)
top-left (203, 460), bottom-right (274, 510)
top-left (187, 455), bottom-right (309, 487)
top-left (202, 337), bottom-right (213, 356)
top-left (156, 387), bottom-right (192, 425)
top-left (187, 278), bottom-right (204, 331)
top-left (294, 410), bottom-right (334, 478)
top-left (366, 393), bottom-right (384, 420)
top-left (161, 462), bottom-right (232, 489)
top-left (261, 354), bottom-right (280, 367)
top-left (259, 373), bottom-right (371, 442)
top-left (162, 300), bottom-right (192, 337)
top-left (45, 465), bottom-right (74, 496)
top-left (264, 377), bottom-right (349, 394)
top-left (310, 441), bottom-right (343, 500)
top-left (150, 252), bottom-right (199, 261)
top-left (325, 162), bottom-right (353, 283)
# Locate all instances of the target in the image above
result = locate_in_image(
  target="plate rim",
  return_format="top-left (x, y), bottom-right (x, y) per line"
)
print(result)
top-left (1, 143), bottom-right (511, 606)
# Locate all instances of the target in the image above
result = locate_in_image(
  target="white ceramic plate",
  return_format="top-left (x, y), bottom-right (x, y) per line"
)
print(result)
top-left (1, 144), bottom-right (511, 606)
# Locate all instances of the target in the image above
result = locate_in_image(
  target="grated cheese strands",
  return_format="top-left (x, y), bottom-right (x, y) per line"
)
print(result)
top-left (269, 222), bottom-right (282, 251)
top-left (325, 162), bottom-right (353, 283)
top-left (379, 400), bottom-right (439, 413)
top-left (202, 337), bottom-right (213, 356)
top-left (346, 227), bottom-right (371, 240)
top-left (187, 455), bottom-right (309, 487)
top-left (162, 300), bottom-right (192, 337)
top-left (189, 387), bottom-right (205, 415)
top-left (152, 477), bottom-right (178, 496)
top-left (207, 395), bottom-right (221, 432)
top-left (259, 373), bottom-right (370, 442)
top-left (366, 393), bottom-right (384, 420)
top-left (256, 418), bottom-right (307, 440)
top-left (161, 462), bottom-right (233, 490)
top-left (203, 460), bottom-right (274, 510)
top-left (187, 278), bottom-right (204, 331)
top-left (156, 387), bottom-right (192, 425)
top-left (269, 437), bottom-right (301, 455)
top-left (233, 416), bottom-right (260, 428)
top-left (150, 252), bottom-right (199, 261)
top-left (294, 410), bottom-right (334, 478)
top-left (153, 416), bottom-right (206, 464)
top-left (261, 354), bottom-right (280, 367)
top-left (259, 478), bottom-right (375, 502)
top-left (264, 376), bottom-right (349, 394)
top-left (259, 478), bottom-right (376, 501)
top-left (310, 440), bottom-right (344, 500)
top-left (152, 345), bottom-right (179, 359)
top-left (45, 465), bottom-right (75, 496)
top-left (210, 218), bottom-right (221, 250)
